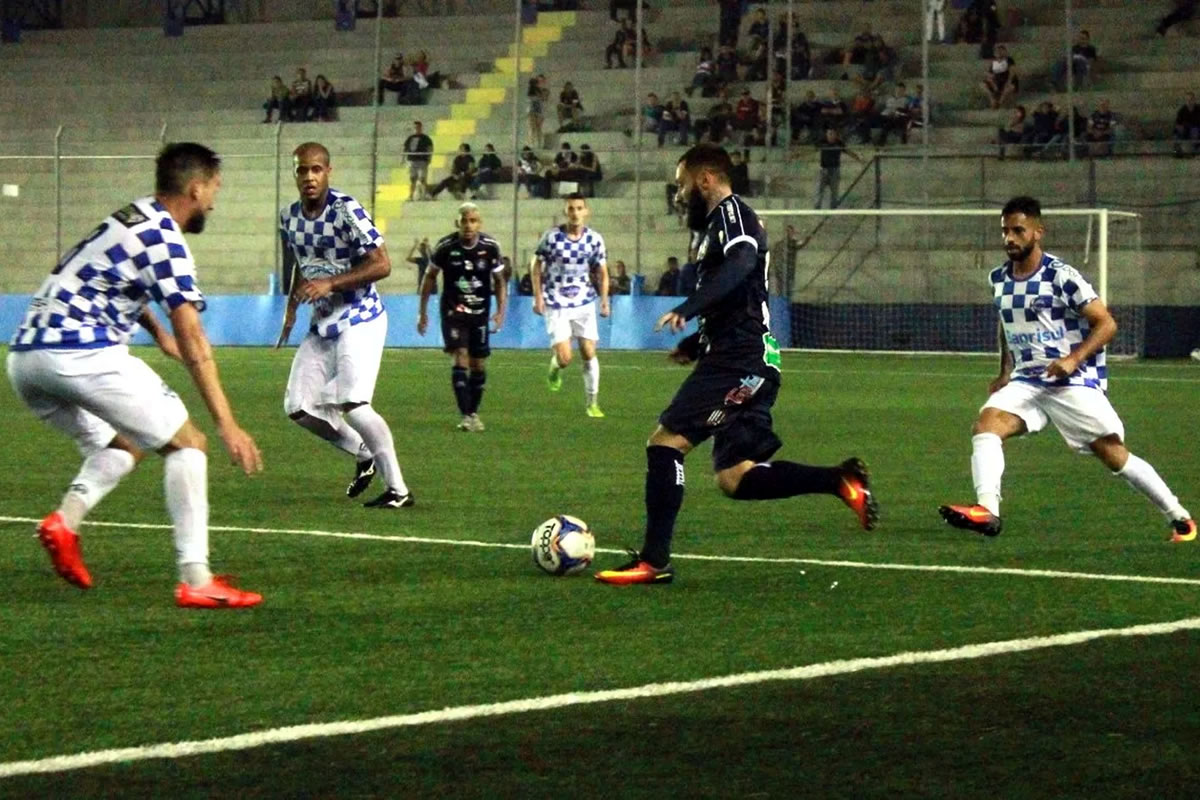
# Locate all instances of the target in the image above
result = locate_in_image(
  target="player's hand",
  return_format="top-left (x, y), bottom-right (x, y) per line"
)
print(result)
top-left (667, 347), bottom-right (695, 365)
top-left (655, 311), bottom-right (687, 333)
top-left (156, 333), bottom-right (183, 361)
top-left (1044, 354), bottom-right (1080, 381)
top-left (491, 310), bottom-right (505, 333)
top-left (218, 423), bottom-right (263, 476)
top-left (533, 296), bottom-right (545, 316)
top-left (299, 278), bottom-right (333, 302)
top-left (987, 374), bottom-right (1011, 395)
top-left (417, 313), bottom-right (428, 336)
top-left (600, 298), bottom-right (611, 318)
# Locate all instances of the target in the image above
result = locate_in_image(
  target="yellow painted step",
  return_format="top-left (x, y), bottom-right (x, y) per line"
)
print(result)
top-left (506, 41), bottom-right (550, 58)
top-left (449, 103), bottom-right (495, 121)
top-left (493, 56), bottom-right (536, 74)
top-left (465, 87), bottom-right (508, 105)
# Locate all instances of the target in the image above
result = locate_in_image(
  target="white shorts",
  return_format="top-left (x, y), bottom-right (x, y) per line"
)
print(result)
top-left (284, 312), bottom-right (386, 420)
top-left (983, 380), bottom-right (1125, 453)
top-left (6, 346), bottom-right (189, 457)
top-left (544, 303), bottom-right (598, 345)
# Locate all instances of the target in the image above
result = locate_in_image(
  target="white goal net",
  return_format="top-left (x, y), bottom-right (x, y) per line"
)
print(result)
top-left (758, 208), bottom-right (1144, 356)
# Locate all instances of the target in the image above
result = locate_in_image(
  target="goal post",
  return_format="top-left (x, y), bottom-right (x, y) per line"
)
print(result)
top-left (757, 207), bottom-right (1144, 356)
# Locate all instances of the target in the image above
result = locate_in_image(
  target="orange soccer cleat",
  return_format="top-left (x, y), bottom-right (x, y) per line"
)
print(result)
top-left (175, 575), bottom-right (263, 609)
top-left (837, 458), bottom-right (880, 531)
top-left (939, 503), bottom-right (1003, 537)
top-left (594, 550), bottom-right (675, 585)
top-left (1170, 518), bottom-right (1197, 543)
top-left (37, 511), bottom-right (93, 589)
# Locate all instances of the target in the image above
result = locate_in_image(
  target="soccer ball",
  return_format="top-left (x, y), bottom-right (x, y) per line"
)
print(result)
top-left (531, 515), bottom-right (595, 576)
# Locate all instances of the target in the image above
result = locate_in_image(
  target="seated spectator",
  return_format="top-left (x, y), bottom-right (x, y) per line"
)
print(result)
top-left (311, 74), bottom-right (337, 122)
top-left (854, 40), bottom-right (896, 94)
top-left (642, 92), bottom-right (664, 136)
top-left (1175, 91), bottom-right (1200, 156)
top-left (907, 84), bottom-right (927, 135)
top-left (661, 91), bottom-right (691, 146)
top-left (290, 67), bottom-right (313, 121)
top-left (791, 90), bottom-right (823, 144)
top-left (876, 82), bottom-right (913, 146)
top-left (838, 23), bottom-right (877, 76)
top-left (411, 50), bottom-right (430, 79)
top-left (744, 31), bottom-right (769, 82)
top-left (699, 89), bottom-right (733, 144)
top-left (611, 260), bottom-right (632, 294)
top-left (730, 149), bottom-right (751, 196)
top-left (686, 47), bottom-right (718, 98)
top-left (518, 146), bottom-right (548, 198)
top-left (781, 23), bottom-right (812, 82)
top-left (557, 81), bottom-right (583, 131)
top-left (747, 7), bottom-right (768, 42)
top-left (623, 24), bottom-right (654, 65)
top-left (397, 63), bottom-right (425, 105)
top-left (656, 257), bottom-right (682, 296)
top-left (715, 44), bottom-right (739, 84)
top-left (546, 142), bottom-right (579, 182)
top-left (997, 105), bottom-right (1030, 160)
top-left (1030, 101), bottom-right (1065, 159)
top-left (819, 86), bottom-right (849, 134)
top-left (1157, 0), bottom-right (1198, 35)
top-left (378, 55), bottom-right (406, 103)
top-left (576, 144), bottom-right (602, 195)
top-left (733, 89), bottom-right (760, 133)
top-left (1085, 99), bottom-right (1117, 157)
top-left (982, 45), bottom-right (1018, 109)
top-left (1052, 30), bottom-right (1098, 91)
top-left (263, 75), bottom-right (288, 123)
top-left (429, 143), bottom-right (476, 199)
top-left (849, 90), bottom-right (876, 144)
top-left (606, 18), bottom-right (635, 68)
top-left (470, 143), bottom-right (504, 198)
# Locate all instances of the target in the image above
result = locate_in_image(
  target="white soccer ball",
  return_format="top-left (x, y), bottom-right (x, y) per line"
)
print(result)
top-left (531, 515), bottom-right (595, 576)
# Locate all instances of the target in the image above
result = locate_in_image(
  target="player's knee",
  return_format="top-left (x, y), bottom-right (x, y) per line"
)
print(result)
top-left (715, 471), bottom-right (742, 497)
top-left (164, 421), bottom-right (207, 454)
top-left (557, 351), bottom-right (573, 368)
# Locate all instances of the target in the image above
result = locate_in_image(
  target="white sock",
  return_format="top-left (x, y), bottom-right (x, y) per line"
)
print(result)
top-left (164, 448), bottom-right (211, 587)
top-left (345, 404), bottom-right (409, 495)
top-left (583, 357), bottom-right (599, 406)
top-left (292, 410), bottom-right (370, 459)
top-left (59, 448), bottom-right (136, 529)
top-left (1115, 453), bottom-right (1189, 520)
top-left (971, 433), bottom-right (1004, 516)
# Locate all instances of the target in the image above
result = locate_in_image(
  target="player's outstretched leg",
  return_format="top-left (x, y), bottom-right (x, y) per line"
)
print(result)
top-left (596, 445), bottom-right (682, 585)
top-left (1106, 446), bottom-right (1194, 543)
top-left (729, 457), bottom-right (880, 531)
top-left (345, 404), bottom-right (415, 509)
top-left (287, 410), bottom-right (375, 497)
top-left (940, 431), bottom-right (1004, 536)
top-left (37, 512), bottom-right (92, 589)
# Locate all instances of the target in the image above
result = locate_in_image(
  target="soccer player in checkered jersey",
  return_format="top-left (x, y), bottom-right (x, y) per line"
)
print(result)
top-left (417, 203), bottom-right (507, 431)
top-left (940, 195), bottom-right (1195, 541)
top-left (595, 144), bottom-right (878, 585)
top-left (275, 142), bottom-right (414, 509)
top-left (531, 192), bottom-right (610, 417)
top-left (6, 143), bottom-right (264, 607)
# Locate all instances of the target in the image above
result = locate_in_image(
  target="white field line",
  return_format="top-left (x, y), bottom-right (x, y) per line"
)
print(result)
top-left (2, 615), bottom-right (1198, 779)
top-left (3, 515), bottom-right (1200, 588)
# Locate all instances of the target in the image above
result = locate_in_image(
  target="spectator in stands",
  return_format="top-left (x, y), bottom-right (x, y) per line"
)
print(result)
top-left (606, 18), bottom-right (634, 68)
top-left (876, 82), bottom-right (913, 146)
top-left (1156, 0), bottom-right (1198, 35)
top-left (700, 89), bottom-right (733, 144)
top-left (518, 146), bottom-right (548, 198)
top-left (407, 238), bottom-right (432, 290)
top-left (1085, 98), bottom-right (1117, 157)
top-left (656, 257), bottom-right (682, 296)
top-left (819, 86), bottom-right (849, 134)
top-left (718, 0), bottom-right (743, 47)
top-left (855, 39), bottom-right (896, 94)
top-left (378, 55), bottom-right (406, 103)
top-left (1052, 30), bottom-right (1098, 91)
top-left (471, 144), bottom-right (504, 198)
top-left (410, 50), bottom-right (431, 81)
top-left (576, 143), bottom-right (604, 195)
top-left (1175, 92), bottom-right (1200, 156)
top-left (776, 16), bottom-right (812, 81)
top-left (429, 143), bottom-right (476, 199)
top-left (678, 258), bottom-right (697, 297)
top-left (849, 90), bottom-right (876, 144)
top-left (814, 126), bottom-right (862, 209)
top-left (716, 44), bottom-right (740, 85)
top-left (1030, 101), bottom-right (1065, 159)
top-left (997, 105), bottom-right (1030, 160)
top-left (609, 0), bottom-right (645, 23)
top-left (397, 63), bottom-right (426, 105)
top-left (907, 84), bottom-right (927, 136)
top-left (686, 48), bottom-right (718, 98)
top-left (837, 23), bottom-right (877, 79)
top-left (557, 81), bottom-right (583, 132)
top-left (791, 90), bottom-right (822, 145)
top-left (982, 45), bottom-right (1018, 109)
top-left (289, 67), bottom-right (313, 121)
top-left (624, 23), bottom-right (654, 66)
top-left (730, 149), bottom-right (751, 196)
top-left (661, 91), bottom-right (691, 146)
top-left (263, 76), bottom-right (288, 123)
top-left (403, 121), bottom-right (434, 201)
top-left (972, 0), bottom-right (1001, 55)
top-left (954, 6), bottom-right (984, 44)
top-left (546, 142), bottom-right (579, 183)
top-left (733, 90), bottom-right (760, 136)
top-left (311, 75), bottom-right (336, 121)
top-left (642, 92), bottom-right (665, 138)
top-left (528, 74), bottom-right (549, 147)
top-left (926, 0), bottom-right (947, 43)
top-left (611, 260), bottom-right (632, 294)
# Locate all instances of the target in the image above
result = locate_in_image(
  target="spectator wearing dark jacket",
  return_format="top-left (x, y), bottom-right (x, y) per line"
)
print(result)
top-left (1174, 91), bottom-right (1200, 156)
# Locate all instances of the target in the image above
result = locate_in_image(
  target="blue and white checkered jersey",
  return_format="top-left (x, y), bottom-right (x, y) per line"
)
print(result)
top-left (280, 188), bottom-right (384, 339)
top-left (990, 252), bottom-right (1106, 391)
top-left (10, 197), bottom-right (205, 351)
top-left (534, 225), bottom-right (606, 310)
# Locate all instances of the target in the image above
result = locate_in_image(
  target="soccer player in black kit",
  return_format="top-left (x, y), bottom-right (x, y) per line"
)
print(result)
top-left (596, 144), bottom-right (879, 585)
top-left (418, 202), bottom-right (507, 431)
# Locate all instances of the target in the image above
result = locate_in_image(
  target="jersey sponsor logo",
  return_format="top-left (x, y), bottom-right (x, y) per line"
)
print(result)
top-left (560, 285), bottom-right (581, 299)
top-left (762, 334), bottom-right (782, 371)
top-left (1031, 295), bottom-right (1053, 309)
top-left (1007, 325), bottom-right (1064, 346)
top-left (724, 375), bottom-right (765, 406)
top-left (112, 204), bottom-right (149, 227)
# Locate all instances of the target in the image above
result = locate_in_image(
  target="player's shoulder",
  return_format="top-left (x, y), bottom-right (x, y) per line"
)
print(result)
top-left (280, 200), bottom-right (302, 221)
top-left (1042, 252), bottom-right (1085, 281)
top-left (988, 263), bottom-right (1009, 284)
top-left (109, 196), bottom-right (170, 233)
top-left (434, 232), bottom-right (458, 251)
top-left (583, 226), bottom-right (605, 245)
top-left (478, 233), bottom-right (502, 252)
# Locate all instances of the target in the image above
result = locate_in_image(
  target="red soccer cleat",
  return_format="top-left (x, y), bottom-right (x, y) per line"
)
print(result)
top-left (837, 458), bottom-right (880, 531)
top-left (175, 575), bottom-right (263, 609)
top-left (1170, 518), bottom-right (1197, 543)
top-left (594, 550), bottom-right (675, 585)
top-left (939, 503), bottom-right (1003, 537)
top-left (37, 511), bottom-right (92, 589)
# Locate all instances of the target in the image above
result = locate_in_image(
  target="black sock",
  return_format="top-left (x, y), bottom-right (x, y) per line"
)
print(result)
top-left (451, 366), bottom-right (470, 415)
top-left (468, 369), bottom-right (486, 414)
top-left (641, 445), bottom-right (685, 568)
top-left (733, 461), bottom-right (841, 500)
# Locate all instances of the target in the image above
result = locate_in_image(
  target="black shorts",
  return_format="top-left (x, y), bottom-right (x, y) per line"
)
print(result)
top-left (441, 313), bottom-right (490, 358)
top-left (659, 364), bottom-right (782, 471)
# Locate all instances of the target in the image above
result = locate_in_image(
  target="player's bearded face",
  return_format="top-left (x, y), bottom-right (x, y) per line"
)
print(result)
top-left (184, 208), bottom-right (207, 234)
top-left (685, 183), bottom-right (708, 231)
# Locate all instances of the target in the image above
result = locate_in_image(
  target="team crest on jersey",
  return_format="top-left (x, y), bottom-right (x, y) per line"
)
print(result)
top-left (561, 285), bottom-right (581, 299)
top-left (112, 204), bottom-right (149, 227)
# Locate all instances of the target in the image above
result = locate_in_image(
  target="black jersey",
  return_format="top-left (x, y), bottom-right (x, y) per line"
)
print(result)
top-left (681, 194), bottom-right (779, 376)
top-left (430, 232), bottom-right (503, 317)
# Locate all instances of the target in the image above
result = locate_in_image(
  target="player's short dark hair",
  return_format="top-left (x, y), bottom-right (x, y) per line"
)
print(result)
top-left (564, 192), bottom-right (587, 203)
top-left (155, 142), bottom-right (221, 195)
top-left (677, 143), bottom-right (733, 185)
top-left (1001, 196), bottom-right (1042, 219)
